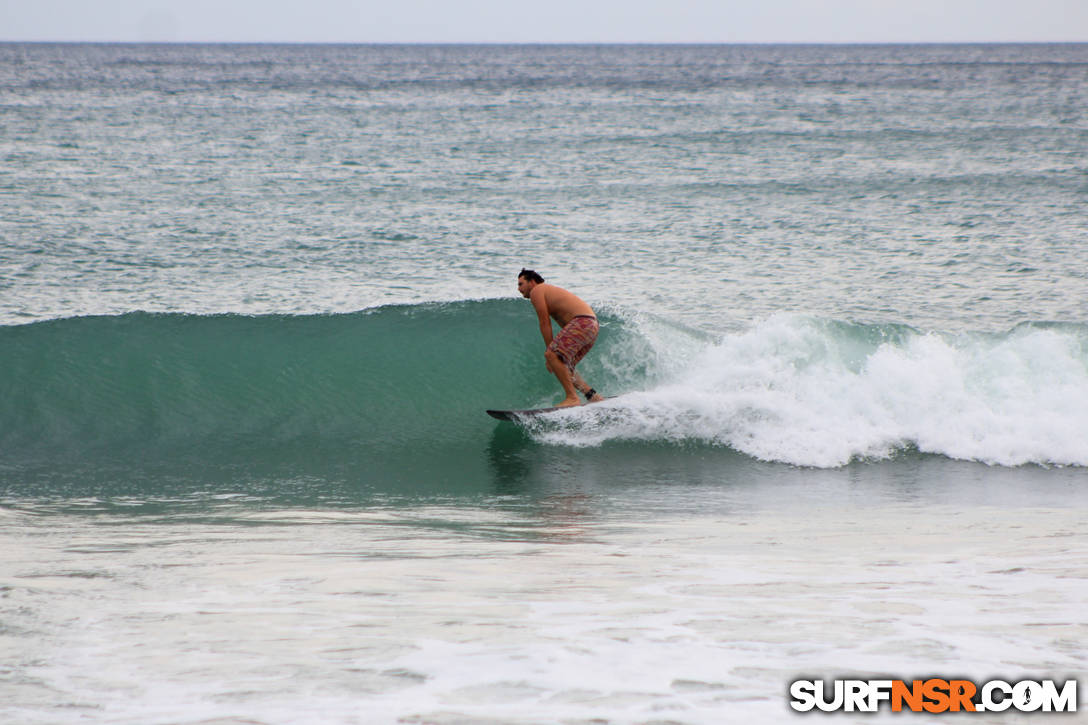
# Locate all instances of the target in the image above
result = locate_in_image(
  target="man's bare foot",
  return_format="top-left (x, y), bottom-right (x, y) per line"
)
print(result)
top-left (557, 396), bottom-right (582, 408)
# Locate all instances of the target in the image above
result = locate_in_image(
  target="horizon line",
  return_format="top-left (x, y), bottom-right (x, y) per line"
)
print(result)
top-left (3, 39), bottom-right (1087, 46)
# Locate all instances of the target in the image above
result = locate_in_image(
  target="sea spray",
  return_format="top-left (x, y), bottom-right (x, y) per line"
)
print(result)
top-left (528, 314), bottom-right (1088, 468)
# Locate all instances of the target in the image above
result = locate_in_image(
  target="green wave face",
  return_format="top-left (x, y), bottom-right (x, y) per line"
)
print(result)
top-left (0, 300), bottom-right (648, 495)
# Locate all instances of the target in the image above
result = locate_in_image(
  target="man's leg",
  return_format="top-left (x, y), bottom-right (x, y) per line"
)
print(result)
top-left (545, 349), bottom-right (582, 407)
top-left (571, 371), bottom-right (604, 402)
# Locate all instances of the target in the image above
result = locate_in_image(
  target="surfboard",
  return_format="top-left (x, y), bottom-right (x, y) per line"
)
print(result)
top-left (486, 406), bottom-right (570, 421)
top-left (487, 397), bottom-right (613, 421)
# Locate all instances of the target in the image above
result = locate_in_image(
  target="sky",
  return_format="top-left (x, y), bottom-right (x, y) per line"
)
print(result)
top-left (1, 0), bottom-right (1086, 44)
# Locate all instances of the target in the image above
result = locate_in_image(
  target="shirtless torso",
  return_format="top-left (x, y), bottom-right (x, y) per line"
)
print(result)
top-left (520, 282), bottom-right (596, 343)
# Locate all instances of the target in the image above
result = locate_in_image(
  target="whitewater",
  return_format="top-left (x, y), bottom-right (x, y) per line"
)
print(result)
top-left (2, 43), bottom-right (1087, 725)
top-left (530, 314), bottom-right (1088, 467)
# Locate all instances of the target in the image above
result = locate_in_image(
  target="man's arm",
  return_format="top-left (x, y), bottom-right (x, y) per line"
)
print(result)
top-left (530, 286), bottom-right (554, 346)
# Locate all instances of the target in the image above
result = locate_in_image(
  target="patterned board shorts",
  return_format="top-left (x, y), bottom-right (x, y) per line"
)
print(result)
top-left (548, 315), bottom-right (599, 374)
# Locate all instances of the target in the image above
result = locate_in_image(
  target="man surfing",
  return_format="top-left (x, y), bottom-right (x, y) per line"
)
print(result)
top-left (517, 268), bottom-right (605, 408)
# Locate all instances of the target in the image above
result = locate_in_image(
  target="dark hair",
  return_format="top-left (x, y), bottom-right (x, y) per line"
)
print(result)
top-left (518, 268), bottom-right (545, 283)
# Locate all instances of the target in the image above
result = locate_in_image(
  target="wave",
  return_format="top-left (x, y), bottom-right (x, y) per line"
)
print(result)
top-left (2, 302), bottom-right (1086, 473)
top-left (527, 314), bottom-right (1088, 468)
top-left (0, 300), bottom-right (651, 468)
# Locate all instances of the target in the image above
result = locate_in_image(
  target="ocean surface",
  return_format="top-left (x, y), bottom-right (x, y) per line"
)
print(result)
top-left (2, 43), bottom-right (1087, 724)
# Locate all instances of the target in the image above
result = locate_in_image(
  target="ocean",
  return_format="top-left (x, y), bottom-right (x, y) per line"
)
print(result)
top-left (1, 42), bottom-right (1086, 724)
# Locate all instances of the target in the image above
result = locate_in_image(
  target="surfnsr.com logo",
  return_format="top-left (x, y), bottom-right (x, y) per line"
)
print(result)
top-left (789, 678), bottom-right (1078, 713)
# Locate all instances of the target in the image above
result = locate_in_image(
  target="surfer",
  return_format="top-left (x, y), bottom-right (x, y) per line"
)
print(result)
top-left (517, 269), bottom-right (605, 408)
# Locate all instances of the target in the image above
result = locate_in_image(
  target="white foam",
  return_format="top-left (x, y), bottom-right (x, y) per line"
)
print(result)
top-left (7, 504), bottom-right (1084, 724)
top-left (532, 314), bottom-right (1088, 468)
